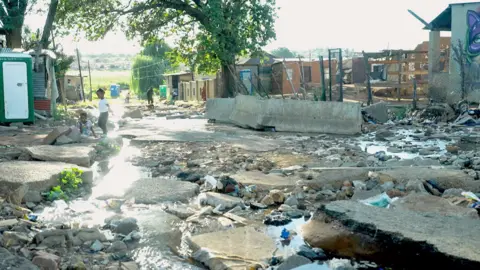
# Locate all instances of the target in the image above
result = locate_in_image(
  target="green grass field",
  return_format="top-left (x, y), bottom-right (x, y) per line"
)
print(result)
top-left (84, 70), bottom-right (131, 91)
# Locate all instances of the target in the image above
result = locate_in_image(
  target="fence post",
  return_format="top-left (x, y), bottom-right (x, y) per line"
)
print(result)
top-left (320, 56), bottom-right (327, 101)
top-left (328, 50), bottom-right (333, 101)
top-left (338, 49), bottom-right (343, 102)
top-left (413, 79), bottom-right (417, 110)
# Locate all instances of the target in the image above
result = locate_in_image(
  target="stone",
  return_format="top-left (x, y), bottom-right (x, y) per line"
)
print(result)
top-left (106, 241), bottom-right (128, 253)
top-left (23, 145), bottom-right (96, 167)
top-left (188, 226), bottom-right (276, 270)
top-left (381, 181), bottom-right (395, 192)
top-left (277, 255), bottom-right (311, 270)
top-left (365, 179), bottom-right (379, 190)
top-left (284, 196), bottom-right (299, 207)
top-left (315, 190), bottom-right (336, 201)
top-left (375, 129), bottom-right (394, 141)
top-left (75, 229), bottom-right (107, 243)
top-left (363, 101), bottom-right (389, 123)
top-left (352, 180), bottom-right (366, 190)
top-left (54, 135), bottom-right (74, 145)
top-left (110, 218), bottom-right (139, 235)
top-left (405, 180), bottom-right (428, 193)
top-left (351, 190), bottom-right (383, 201)
top-left (446, 145), bottom-right (460, 154)
top-left (120, 262), bottom-right (139, 270)
top-left (23, 190), bottom-right (43, 203)
top-left (2, 231), bottom-right (30, 247)
top-left (270, 189), bottom-right (285, 203)
top-left (442, 188), bottom-right (465, 198)
top-left (391, 193), bottom-right (479, 219)
top-left (0, 161), bottom-right (93, 193)
top-left (40, 235), bottom-right (66, 248)
top-left (116, 178), bottom-right (199, 204)
top-left (328, 258), bottom-right (356, 270)
top-left (43, 127), bottom-right (69, 145)
top-left (260, 194), bottom-right (275, 206)
top-left (90, 240), bottom-right (104, 252)
top-left (123, 108), bottom-right (143, 119)
top-left (0, 219), bottom-right (18, 228)
top-left (0, 248), bottom-right (38, 270)
top-left (198, 192), bottom-right (245, 210)
top-left (231, 171), bottom-right (298, 190)
top-left (296, 245), bottom-right (327, 261)
top-left (301, 168), bottom-right (370, 190)
top-left (7, 184), bottom-right (28, 205)
top-left (321, 200), bottom-right (480, 268)
top-left (264, 211), bottom-right (292, 226)
top-left (164, 205), bottom-right (196, 219)
top-left (32, 251), bottom-right (60, 270)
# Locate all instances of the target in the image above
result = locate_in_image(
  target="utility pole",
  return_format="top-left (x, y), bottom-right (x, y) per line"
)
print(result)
top-left (87, 60), bottom-right (93, 101)
top-left (76, 48), bottom-right (85, 102)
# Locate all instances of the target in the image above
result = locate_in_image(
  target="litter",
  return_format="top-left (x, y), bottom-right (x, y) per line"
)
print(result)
top-left (360, 192), bottom-right (396, 208)
top-left (280, 228), bottom-right (290, 240)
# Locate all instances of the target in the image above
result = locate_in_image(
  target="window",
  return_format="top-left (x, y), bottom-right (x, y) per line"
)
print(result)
top-left (302, 66), bottom-right (312, 83)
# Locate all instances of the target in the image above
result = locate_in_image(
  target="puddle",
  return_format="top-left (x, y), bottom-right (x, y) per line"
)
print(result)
top-left (266, 217), bottom-right (310, 258)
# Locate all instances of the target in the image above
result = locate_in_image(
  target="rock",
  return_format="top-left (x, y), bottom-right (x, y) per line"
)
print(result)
top-left (270, 189), bottom-right (285, 203)
top-left (446, 145), bottom-right (460, 154)
top-left (277, 255), bottom-right (311, 270)
top-left (110, 218), bottom-right (139, 235)
top-left (284, 196), bottom-right (299, 207)
top-left (260, 194), bottom-right (275, 206)
top-left (54, 135), bottom-right (74, 145)
top-left (0, 219), bottom-right (18, 229)
top-left (321, 200), bottom-right (480, 268)
top-left (106, 241), bottom-right (128, 253)
top-left (90, 239), bottom-right (104, 252)
top-left (328, 258), bottom-right (356, 270)
top-left (381, 181), bottom-right (395, 191)
top-left (75, 229), bottom-right (107, 243)
top-left (43, 127), bottom-right (69, 145)
top-left (39, 235), bottom-right (66, 248)
top-left (164, 205), bottom-right (196, 219)
top-left (365, 179), bottom-right (379, 190)
top-left (7, 184), bottom-right (28, 205)
top-left (296, 245), bottom-right (327, 261)
top-left (442, 188), bottom-right (465, 198)
top-left (123, 109), bottom-right (143, 119)
top-left (405, 180), bottom-right (428, 193)
top-left (2, 231), bottom-right (31, 247)
top-left (315, 190), bottom-right (336, 201)
top-left (300, 168), bottom-right (369, 191)
top-left (23, 190), bottom-right (43, 203)
top-left (116, 178), bottom-right (199, 204)
top-left (376, 168), bottom-right (480, 192)
top-left (250, 202), bottom-right (268, 210)
top-left (391, 193), bottom-right (479, 219)
top-left (23, 145), bottom-right (96, 167)
top-left (264, 211), bottom-right (292, 226)
top-left (352, 180), bottom-right (366, 190)
top-left (31, 251), bottom-right (60, 270)
top-left (375, 129), bottom-right (394, 141)
top-left (188, 226), bottom-right (276, 270)
top-left (0, 248), bottom-right (39, 270)
top-left (120, 262), bottom-right (139, 270)
top-left (198, 192), bottom-right (245, 210)
top-left (231, 171), bottom-right (298, 190)
top-left (363, 101), bottom-right (389, 123)
top-left (0, 161), bottom-right (93, 193)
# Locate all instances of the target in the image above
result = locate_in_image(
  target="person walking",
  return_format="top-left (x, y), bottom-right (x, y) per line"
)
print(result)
top-left (147, 87), bottom-right (154, 106)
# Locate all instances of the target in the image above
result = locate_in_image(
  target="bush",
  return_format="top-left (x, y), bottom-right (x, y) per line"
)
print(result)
top-left (47, 168), bottom-right (84, 201)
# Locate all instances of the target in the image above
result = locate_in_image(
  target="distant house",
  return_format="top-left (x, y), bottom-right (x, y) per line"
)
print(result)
top-left (59, 71), bottom-right (88, 101)
top-left (164, 71), bottom-right (194, 100)
top-left (235, 52), bottom-right (277, 95)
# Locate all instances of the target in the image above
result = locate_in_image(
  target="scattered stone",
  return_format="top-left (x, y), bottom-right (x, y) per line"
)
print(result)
top-left (375, 129), bottom-right (394, 141)
top-left (405, 180), bottom-right (428, 193)
top-left (90, 240), bottom-right (104, 252)
top-left (164, 205), bottom-right (196, 219)
top-left (106, 241), bottom-right (128, 253)
top-left (31, 251), bottom-right (60, 270)
top-left (0, 219), bottom-right (18, 229)
top-left (198, 192), bottom-right (245, 210)
top-left (250, 202), bottom-right (268, 210)
top-left (442, 188), bottom-right (465, 198)
top-left (119, 178), bottom-right (200, 204)
top-left (352, 181), bottom-right (366, 190)
top-left (264, 211), bottom-right (292, 226)
top-left (277, 255), bottom-right (311, 270)
top-left (110, 218), bottom-right (139, 235)
top-left (296, 245), bottom-right (328, 261)
top-left (284, 196), bottom-right (299, 207)
top-left (328, 258), bottom-right (356, 270)
top-left (2, 231), bottom-right (31, 247)
top-left (260, 194), bottom-right (275, 206)
top-left (23, 190), bottom-right (43, 203)
top-left (123, 109), bottom-right (143, 119)
top-left (0, 247), bottom-right (38, 270)
top-left (43, 127), bottom-right (69, 145)
top-left (270, 190), bottom-right (285, 204)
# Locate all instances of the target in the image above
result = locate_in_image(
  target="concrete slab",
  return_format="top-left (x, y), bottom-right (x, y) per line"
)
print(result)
top-left (323, 200), bottom-right (480, 269)
top-left (363, 102), bottom-right (388, 123)
top-left (198, 192), bottom-right (245, 210)
top-left (0, 161), bottom-right (93, 193)
top-left (229, 95), bottom-right (265, 129)
top-left (116, 178), bottom-right (200, 204)
top-left (24, 145), bottom-right (96, 167)
top-left (206, 98), bottom-right (235, 123)
top-left (188, 226), bottom-right (276, 270)
top-left (232, 171), bottom-right (298, 190)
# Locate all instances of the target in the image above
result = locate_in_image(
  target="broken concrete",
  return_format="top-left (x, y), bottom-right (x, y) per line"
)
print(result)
top-left (231, 171), bottom-right (298, 190)
top-left (42, 127), bottom-right (69, 145)
top-left (0, 161), bottom-right (93, 194)
top-left (120, 178), bottom-right (199, 204)
top-left (229, 95), bottom-right (265, 129)
top-left (198, 192), bottom-right (245, 210)
top-left (188, 226), bottom-right (276, 270)
top-left (391, 193), bottom-right (479, 219)
top-left (319, 200), bottom-right (480, 269)
top-left (23, 145), bottom-right (96, 167)
top-left (301, 167), bottom-right (370, 190)
top-left (363, 102), bottom-right (389, 123)
top-left (376, 168), bottom-right (480, 192)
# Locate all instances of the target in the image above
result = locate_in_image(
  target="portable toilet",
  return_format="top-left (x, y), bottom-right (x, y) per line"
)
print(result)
top-left (159, 85), bottom-right (167, 99)
top-left (110, 84), bottom-right (120, 97)
top-left (0, 52), bottom-right (34, 124)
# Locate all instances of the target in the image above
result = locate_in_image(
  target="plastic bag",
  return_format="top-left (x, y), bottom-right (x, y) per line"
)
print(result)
top-left (462, 191), bottom-right (480, 202)
top-left (360, 192), bottom-right (392, 208)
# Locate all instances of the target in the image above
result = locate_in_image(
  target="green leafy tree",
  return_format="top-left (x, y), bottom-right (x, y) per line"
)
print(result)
top-left (0, 0), bottom-right (33, 48)
top-left (271, 47), bottom-right (296, 58)
top-left (55, 0), bottom-right (278, 97)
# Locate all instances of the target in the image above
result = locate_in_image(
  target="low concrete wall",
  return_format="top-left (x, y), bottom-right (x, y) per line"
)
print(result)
top-left (229, 95), bottom-right (265, 129)
top-left (205, 98), bottom-right (235, 123)
top-left (261, 99), bottom-right (362, 135)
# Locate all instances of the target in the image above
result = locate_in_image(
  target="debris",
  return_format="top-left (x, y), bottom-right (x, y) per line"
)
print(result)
top-left (264, 211), bottom-right (292, 226)
top-left (90, 240), bottom-right (104, 252)
top-left (359, 192), bottom-right (395, 208)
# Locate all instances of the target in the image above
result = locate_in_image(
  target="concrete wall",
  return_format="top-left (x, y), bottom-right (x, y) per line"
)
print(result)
top-left (450, 3), bottom-right (480, 102)
top-left (205, 98), bottom-right (235, 123)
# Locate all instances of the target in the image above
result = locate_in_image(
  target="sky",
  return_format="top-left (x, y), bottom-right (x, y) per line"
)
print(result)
top-left (24, 0), bottom-right (479, 55)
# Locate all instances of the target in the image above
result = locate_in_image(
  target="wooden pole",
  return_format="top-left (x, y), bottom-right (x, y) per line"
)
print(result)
top-left (87, 60), bottom-right (93, 101)
top-left (362, 51), bottom-right (373, 106)
top-left (338, 49), bottom-right (343, 102)
top-left (397, 51), bottom-right (402, 101)
top-left (298, 56), bottom-right (306, 100)
top-left (76, 48), bottom-right (85, 102)
top-left (328, 50), bottom-right (333, 101)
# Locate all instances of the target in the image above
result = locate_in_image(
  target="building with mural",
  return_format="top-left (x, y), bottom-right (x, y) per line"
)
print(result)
top-left (426, 2), bottom-right (480, 103)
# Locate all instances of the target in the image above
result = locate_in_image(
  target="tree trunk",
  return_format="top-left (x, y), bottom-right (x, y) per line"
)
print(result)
top-left (221, 63), bottom-right (236, 97)
top-left (6, 27), bottom-right (22, 49)
top-left (41, 0), bottom-right (59, 49)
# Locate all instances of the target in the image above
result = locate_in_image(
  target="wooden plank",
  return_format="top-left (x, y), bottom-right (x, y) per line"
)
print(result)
top-left (388, 70), bottom-right (429, 75)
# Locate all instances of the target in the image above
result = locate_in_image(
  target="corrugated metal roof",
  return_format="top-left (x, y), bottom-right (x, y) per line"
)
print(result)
top-left (163, 71), bottom-right (193, 76)
top-left (424, 6), bottom-right (452, 31)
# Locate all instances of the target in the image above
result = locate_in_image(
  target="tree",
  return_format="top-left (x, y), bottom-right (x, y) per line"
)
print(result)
top-left (271, 47), bottom-right (296, 58)
top-left (55, 0), bottom-right (277, 97)
top-left (0, 0), bottom-right (32, 48)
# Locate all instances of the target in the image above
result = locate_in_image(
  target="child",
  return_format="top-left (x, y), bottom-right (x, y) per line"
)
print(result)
top-left (96, 88), bottom-right (112, 136)
top-left (77, 111), bottom-right (96, 137)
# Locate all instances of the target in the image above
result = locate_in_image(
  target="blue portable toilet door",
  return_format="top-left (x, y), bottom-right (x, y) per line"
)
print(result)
top-left (239, 69), bottom-right (253, 95)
